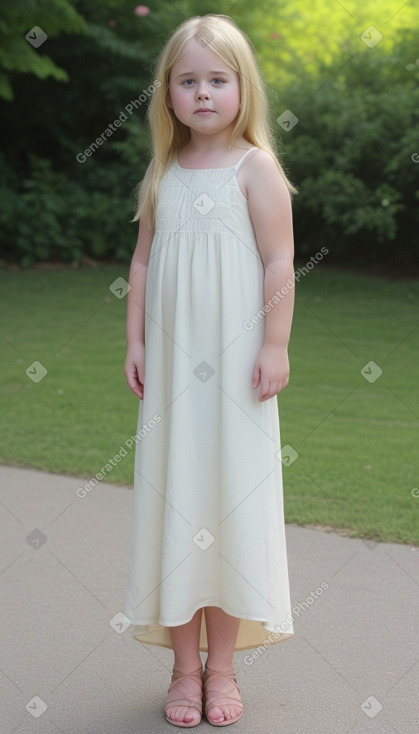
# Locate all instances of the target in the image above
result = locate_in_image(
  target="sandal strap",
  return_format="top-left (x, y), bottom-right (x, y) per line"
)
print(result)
top-left (165, 666), bottom-right (203, 715)
top-left (202, 665), bottom-right (242, 715)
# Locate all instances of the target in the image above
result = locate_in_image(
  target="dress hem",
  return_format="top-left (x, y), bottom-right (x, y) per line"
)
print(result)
top-left (126, 604), bottom-right (294, 652)
top-left (125, 602), bottom-right (291, 630)
top-left (131, 632), bottom-right (294, 652)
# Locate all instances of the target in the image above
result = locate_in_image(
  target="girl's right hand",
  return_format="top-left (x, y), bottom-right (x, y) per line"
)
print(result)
top-left (124, 343), bottom-right (145, 399)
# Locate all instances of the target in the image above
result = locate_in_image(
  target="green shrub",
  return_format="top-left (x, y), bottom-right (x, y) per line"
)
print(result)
top-left (282, 41), bottom-right (419, 269)
top-left (0, 154), bottom-right (136, 267)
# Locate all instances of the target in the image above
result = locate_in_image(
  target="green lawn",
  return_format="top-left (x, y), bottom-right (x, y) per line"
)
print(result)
top-left (1, 264), bottom-right (418, 545)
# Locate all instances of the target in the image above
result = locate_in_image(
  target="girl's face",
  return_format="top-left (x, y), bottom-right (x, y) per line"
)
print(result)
top-left (167, 37), bottom-right (241, 139)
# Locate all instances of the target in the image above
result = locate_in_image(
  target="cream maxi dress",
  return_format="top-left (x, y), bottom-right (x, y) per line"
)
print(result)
top-left (123, 146), bottom-right (294, 651)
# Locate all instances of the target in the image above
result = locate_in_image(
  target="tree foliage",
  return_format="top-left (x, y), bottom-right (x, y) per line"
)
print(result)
top-left (0, 0), bottom-right (87, 100)
top-left (0, 0), bottom-right (418, 272)
top-left (281, 33), bottom-right (419, 269)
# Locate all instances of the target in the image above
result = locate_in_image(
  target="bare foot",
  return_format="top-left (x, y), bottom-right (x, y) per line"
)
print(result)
top-left (165, 667), bottom-right (203, 726)
top-left (203, 667), bottom-right (243, 725)
top-left (207, 701), bottom-right (242, 724)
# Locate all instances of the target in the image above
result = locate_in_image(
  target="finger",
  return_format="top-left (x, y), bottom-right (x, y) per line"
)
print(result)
top-left (260, 381), bottom-right (281, 401)
top-left (259, 378), bottom-right (270, 400)
top-left (125, 371), bottom-right (137, 392)
top-left (125, 368), bottom-right (143, 397)
top-left (252, 364), bottom-right (260, 388)
top-left (132, 383), bottom-right (144, 399)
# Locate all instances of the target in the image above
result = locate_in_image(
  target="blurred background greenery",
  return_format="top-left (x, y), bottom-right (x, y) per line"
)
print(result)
top-left (1, 1), bottom-right (418, 543)
top-left (1, 0), bottom-right (418, 272)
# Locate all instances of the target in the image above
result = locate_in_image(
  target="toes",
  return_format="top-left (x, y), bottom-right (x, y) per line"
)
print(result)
top-left (208, 704), bottom-right (225, 723)
top-left (166, 705), bottom-right (198, 723)
top-left (184, 708), bottom-right (197, 723)
top-left (223, 705), bottom-right (238, 721)
top-left (208, 703), bottom-right (242, 723)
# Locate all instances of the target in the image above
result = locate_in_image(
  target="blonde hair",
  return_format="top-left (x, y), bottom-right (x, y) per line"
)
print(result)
top-left (133, 14), bottom-right (298, 229)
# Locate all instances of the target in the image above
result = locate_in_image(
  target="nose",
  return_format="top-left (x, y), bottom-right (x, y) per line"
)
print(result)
top-left (196, 82), bottom-right (210, 100)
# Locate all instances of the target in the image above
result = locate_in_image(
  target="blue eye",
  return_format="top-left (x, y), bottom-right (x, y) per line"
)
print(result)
top-left (182, 78), bottom-right (225, 85)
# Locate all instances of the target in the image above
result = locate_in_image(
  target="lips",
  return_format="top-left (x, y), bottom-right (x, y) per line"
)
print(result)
top-left (194, 109), bottom-right (214, 113)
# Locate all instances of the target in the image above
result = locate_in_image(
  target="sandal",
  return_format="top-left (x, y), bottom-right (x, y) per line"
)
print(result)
top-left (164, 665), bottom-right (203, 728)
top-left (202, 664), bottom-right (243, 727)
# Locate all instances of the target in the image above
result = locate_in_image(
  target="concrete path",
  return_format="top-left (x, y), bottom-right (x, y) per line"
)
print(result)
top-left (1, 465), bottom-right (418, 733)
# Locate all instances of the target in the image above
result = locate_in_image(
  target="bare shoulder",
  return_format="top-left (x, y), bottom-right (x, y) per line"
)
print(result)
top-left (247, 149), bottom-right (288, 184)
top-left (241, 149), bottom-right (294, 265)
top-left (249, 150), bottom-right (290, 203)
top-left (239, 148), bottom-right (290, 203)
top-left (244, 149), bottom-right (293, 251)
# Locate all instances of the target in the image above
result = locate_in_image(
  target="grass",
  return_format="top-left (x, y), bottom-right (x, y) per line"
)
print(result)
top-left (0, 264), bottom-right (418, 545)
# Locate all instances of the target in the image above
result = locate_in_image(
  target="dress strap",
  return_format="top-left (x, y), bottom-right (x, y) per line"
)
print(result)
top-left (234, 146), bottom-right (259, 171)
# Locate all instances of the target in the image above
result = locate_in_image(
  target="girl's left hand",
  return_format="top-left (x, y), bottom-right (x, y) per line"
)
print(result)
top-left (251, 344), bottom-right (289, 402)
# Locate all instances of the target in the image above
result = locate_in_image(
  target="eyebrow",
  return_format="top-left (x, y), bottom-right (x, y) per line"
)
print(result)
top-left (176, 70), bottom-right (230, 78)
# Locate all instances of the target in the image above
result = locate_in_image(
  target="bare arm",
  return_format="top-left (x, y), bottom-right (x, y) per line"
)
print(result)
top-left (124, 215), bottom-right (154, 398)
top-left (246, 151), bottom-right (295, 402)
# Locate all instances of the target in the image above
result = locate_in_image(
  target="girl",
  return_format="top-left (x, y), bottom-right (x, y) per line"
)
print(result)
top-left (123, 13), bottom-right (297, 728)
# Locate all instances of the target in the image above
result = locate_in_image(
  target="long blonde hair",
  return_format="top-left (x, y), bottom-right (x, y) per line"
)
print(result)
top-left (133, 14), bottom-right (298, 229)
